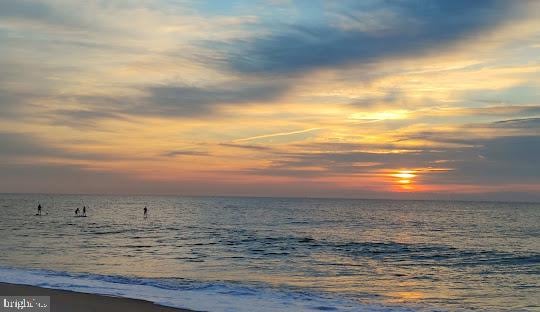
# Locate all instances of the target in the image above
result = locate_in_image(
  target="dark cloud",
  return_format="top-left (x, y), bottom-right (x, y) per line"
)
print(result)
top-left (0, 90), bottom-right (127, 128)
top-left (44, 80), bottom-right (288, 121)
top-left (0, 132), bottom-right (57, 157)
top-left (461, 106), bottom-right (540, 118)
top-left (0, 0), bottom-right (106, 32)
top-left (394, 131), bottom-right (481, 147)
top-left (292, 142), bottom-right (425, 153)
top-left (0, 132), bottom-right (139, 161)
top-left (0, 91), bottom-right (31, 118)
top-left (141, 82), bottom-right (287, 116)
top-left (226, 0), bottom-right (519, 74)
top-left (397, 116), bottom-right (540, 146)
top-left (0, 1), bottom-right (67, 25)
top-left (412, 134), bottom-right (540, 184)
top-left (479, 136), bottom-right (540, 165)
top-left (53, 109), bottom-right (122, 121)
top-left (46, 109), bottom-right (126, 129)
top-left (161, 150), bottom-right (209, 157)
top-left (219, 143), bottom-right (273, 151)
top-left (491, 117), bottom-right (540, 129)
top-left (0, 86), bottom-right (55, 119)
top-left (4, 79), bottom-right (290, 128)
top-left (420, 136), bottom-right (540, 185)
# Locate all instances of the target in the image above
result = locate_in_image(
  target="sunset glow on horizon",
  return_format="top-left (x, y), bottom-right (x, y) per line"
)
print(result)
top-left (1, 1), bottom-right (540, 201)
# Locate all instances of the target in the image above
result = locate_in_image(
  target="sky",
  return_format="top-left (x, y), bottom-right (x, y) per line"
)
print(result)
top-left (1, 0), bottom-right (540, 201)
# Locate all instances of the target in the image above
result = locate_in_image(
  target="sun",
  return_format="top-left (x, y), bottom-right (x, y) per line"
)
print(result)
top-left (392, 170), bottom-right (416, 180)
top-left (390, 170), bottom-right (417, 190)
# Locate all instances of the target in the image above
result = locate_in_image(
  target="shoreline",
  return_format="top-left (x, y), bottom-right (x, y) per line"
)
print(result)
top-left (0, 283), bottom-right (196, 312)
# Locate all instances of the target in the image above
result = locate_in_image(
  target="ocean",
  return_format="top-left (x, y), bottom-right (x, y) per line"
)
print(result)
top-left (0, 194), bottom-right (538, 311)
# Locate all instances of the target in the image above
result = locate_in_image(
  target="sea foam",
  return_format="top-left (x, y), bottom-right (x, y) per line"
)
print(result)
top-left (0, 266), bottom-right (415, 312)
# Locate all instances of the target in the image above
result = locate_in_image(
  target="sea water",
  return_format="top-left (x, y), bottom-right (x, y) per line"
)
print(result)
top-left (0, 194), bottom-right (538, 311)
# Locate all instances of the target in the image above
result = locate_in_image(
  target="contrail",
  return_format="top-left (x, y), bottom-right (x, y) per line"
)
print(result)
top-left (234, 128), bottom-right (321, 143)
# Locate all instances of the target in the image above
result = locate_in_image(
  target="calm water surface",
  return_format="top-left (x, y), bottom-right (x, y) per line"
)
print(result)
top-left (0, 194), bottom-right (538, 311)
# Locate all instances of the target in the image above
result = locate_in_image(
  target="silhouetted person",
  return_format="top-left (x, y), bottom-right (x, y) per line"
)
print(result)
top-left (143, 206), bottom-right (148, 218)
top-left (37, 204), bottom-right (42, 216)
top-left (83, 206), bottom-right (86, 216)
top-left (75, 208), bottom-right (80, 216)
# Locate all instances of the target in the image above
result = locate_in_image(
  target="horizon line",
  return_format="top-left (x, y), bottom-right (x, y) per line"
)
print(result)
top-left (1, 192), bottom-right (538, 205)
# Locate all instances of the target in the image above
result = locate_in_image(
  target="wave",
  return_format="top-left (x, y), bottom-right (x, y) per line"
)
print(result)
top-left (0, 266), bottom-right (416, 312)
top-left (215, 233), bottom-right (540, 268)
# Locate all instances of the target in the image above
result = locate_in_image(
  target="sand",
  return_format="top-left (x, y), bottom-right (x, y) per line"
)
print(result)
top-left (0, 283), bottom-right (196, 312)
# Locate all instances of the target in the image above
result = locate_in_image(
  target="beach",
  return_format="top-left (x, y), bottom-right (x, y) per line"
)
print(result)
top-left (0, 283), bottom-right (193, 312)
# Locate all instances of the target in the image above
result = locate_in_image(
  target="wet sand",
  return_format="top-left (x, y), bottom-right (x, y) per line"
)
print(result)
top-left (0, 283), bottom-right (196, 312)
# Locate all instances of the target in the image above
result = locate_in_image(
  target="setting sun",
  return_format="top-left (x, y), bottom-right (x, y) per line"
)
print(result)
top-left (390, 170), bottom-right (418, 190)
top-left (392, 171), bottom-right (417, 180)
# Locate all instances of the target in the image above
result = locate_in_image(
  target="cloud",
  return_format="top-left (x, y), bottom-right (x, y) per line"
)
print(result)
top-left (0, 0), bottom-right (82, 29)
top-left (161, 150), bottom-right (209, 157)
top-left (226, 0), bottom-right (521, 74)
top-left (393, 123), bottom-right (540, 184)
top-left (0, 0), bottom-right (163, 35)
top-left (394, 131), bottom-right (481, 147)
top-left (479, 136), bottom-right (540, 165)
top-left (419, 135), bottom-right (540, 186)
top-left (14, 79), bottom-right (291, 127)
top-left (437, 106), bottom-right (540, 118)
top-left (491, 117), bottom-right (540, 129)
top-left (141, 81), bottom-right (287, 116)
top-left (0, 131), bottom-right (138, 161)
top-left (219, 143), bottom-right (273, 151)
top-left (462, 84), bottom-right (540, 105)
top-left (0, 0), bottom-right (134, 39)
top-left (0, 132), bottom-right (58, 157)
top-left (397, 116), bottom-right (540, 146)
top-left (47, 109), bottom-right (126, 128)
top-left (0, 90), bottom-right (36, 118)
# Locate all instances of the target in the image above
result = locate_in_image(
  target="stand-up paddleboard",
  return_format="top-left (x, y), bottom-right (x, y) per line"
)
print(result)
top-left (74, 215), bottom-right (87, 217)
